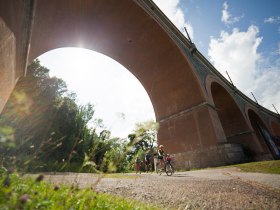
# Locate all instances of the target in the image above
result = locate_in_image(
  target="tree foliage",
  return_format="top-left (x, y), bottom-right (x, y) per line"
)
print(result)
top-left (128, 120), bottom-right (158, 155)
top-left (0, 60), bottom-right (115, 173)
top-left (125, 120), bottom-right (159, 170)
top-left (0, 59), bottom-right (159, 173)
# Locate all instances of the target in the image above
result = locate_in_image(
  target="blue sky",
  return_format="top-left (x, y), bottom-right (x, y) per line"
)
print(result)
top-left (178, 0), bottom-right (280, 59)
top-left (153, 0), bottom-right (279, 109)
top-left (39, 0), bottom-right (280, 137)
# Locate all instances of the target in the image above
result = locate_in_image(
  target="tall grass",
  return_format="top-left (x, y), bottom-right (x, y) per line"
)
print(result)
top-left (0, 172), bottom-right (158, 210)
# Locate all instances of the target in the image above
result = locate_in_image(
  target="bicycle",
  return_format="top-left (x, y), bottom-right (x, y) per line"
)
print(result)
top-left (156, 155), bottom-right (174, 176)
top-left (144, 155), bottom-right (153, 173)
top-left (164, 156), bottom-right (174, 176)
top-left (145, 161), bottom-right (153, 173)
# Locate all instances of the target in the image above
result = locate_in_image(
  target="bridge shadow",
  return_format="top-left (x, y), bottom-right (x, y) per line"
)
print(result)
top-left (171, 173), bottom-right (190, 177)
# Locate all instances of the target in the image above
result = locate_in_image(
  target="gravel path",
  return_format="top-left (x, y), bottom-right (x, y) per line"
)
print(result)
top-left (36, 168), bottom-right (280, 210)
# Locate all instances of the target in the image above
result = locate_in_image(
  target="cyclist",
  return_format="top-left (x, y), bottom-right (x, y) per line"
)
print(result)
top-left (144, 152), bottom-right (152, 172)
top-left (157, 145), bottom-right (165, 170)
top-left (135, 156), bottom-right (141, 174)
top-left (166, 154), bottom-right (171, 163)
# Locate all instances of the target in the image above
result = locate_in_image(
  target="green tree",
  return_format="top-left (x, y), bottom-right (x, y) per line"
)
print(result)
top-left (0, 59), bottom-right (67, 168)
top-left (129, 120), bottom-right (158, 153)
top-left (100, 137), bottom-right (130, 172)
top-left (123, 120), bottom-right (159, 170)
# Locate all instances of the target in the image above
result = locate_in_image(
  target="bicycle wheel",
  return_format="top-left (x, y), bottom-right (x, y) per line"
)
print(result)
top-left (156, 165), bottom-right (163, 175)
top-left (155, 162), bottom-right (160, 174)
top-left (165, 163), bottom-right (174, 176)
top-left (146, 163), bottom-right (151, 173)
top-left (148, 163), bottom-right (153, 173)
top-left (155, 165), bottom-right (159, 174)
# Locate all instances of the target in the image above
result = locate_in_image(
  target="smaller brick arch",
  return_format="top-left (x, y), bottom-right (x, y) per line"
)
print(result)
top-left (209, 81), bottom-right (249, 140)
top-left (271, 121), bottom-right (280, 137)
top-left (248, 109), bottom-right (279, 159)
top-left (270, 121), bottom-right (280, 156)
top-left (205, 75), bottom-right (222, 106)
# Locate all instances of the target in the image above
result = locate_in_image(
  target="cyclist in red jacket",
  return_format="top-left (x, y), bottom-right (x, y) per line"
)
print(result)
top-left (166, 154), bottom-right (172, 163)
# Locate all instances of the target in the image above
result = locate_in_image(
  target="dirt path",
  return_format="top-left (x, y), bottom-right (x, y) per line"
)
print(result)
top-left (33, 168), bottom-right (280, 210)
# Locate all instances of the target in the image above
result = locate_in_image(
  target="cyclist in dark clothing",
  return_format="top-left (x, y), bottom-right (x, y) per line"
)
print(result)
top-left (144, 152), bottom-right (152, 172)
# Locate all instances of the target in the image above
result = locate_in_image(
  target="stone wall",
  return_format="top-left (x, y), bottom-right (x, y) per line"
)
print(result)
top-left (171, 143), bottom-right (245, 170)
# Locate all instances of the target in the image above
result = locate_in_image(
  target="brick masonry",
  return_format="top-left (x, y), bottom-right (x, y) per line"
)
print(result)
top-left (171, 143), bottom-right (245, 170)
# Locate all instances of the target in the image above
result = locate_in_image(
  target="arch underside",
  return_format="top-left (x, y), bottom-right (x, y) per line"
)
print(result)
top-left (29, 0), bottom-right (205, 118)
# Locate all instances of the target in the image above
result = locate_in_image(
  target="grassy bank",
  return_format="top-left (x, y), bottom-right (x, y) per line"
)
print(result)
top-left (232, 160), bottom-right (280, 174)
top-left (0, 173), bottom-right (158, 210)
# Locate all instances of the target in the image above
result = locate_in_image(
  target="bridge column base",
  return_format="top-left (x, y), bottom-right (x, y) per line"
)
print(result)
top-left (171, 143), bottom-right (245, 170)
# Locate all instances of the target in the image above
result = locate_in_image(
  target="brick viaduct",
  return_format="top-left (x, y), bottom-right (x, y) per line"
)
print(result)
top-left (1, 0), bottom-right (280, 169)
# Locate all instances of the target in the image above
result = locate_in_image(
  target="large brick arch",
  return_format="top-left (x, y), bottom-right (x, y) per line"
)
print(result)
top-left (28, 0), bottom-right (206, 120)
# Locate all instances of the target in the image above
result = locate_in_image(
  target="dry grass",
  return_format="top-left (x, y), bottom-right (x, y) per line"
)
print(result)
top-left (233, 160), bottom-right (280, 174)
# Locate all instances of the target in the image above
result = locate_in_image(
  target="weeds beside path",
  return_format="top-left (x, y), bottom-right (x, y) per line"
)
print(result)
top-left (231, 160), bottom-right (280, 174)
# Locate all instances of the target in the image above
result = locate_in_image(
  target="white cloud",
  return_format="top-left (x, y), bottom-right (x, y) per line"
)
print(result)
top-left (221, 2), bottom-right (230, 23)
top-left (208, 25), bottom-right (262, 92)
top-left (221, 2), bottom-right (243, 25)
top-left (264, 16), bottom-right (280, 24)
top-left (208, 25), bottom-right (280, 112)
top-left (251, 65), bottom-right (280, 111)
top-left (153, 0), bottom-right (194, 39)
